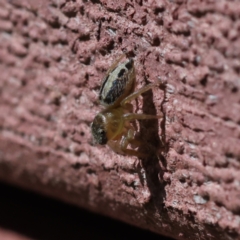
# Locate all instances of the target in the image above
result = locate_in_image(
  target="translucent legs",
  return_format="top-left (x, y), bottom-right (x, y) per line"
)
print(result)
top-left (108, 129), bottom-right (148, 157)
top-left (121, 83), bottom-right (158, 106)
top-left (121, 83), bottom-right (163, 120)
top-left (115, 83), bottom-right (162, 157)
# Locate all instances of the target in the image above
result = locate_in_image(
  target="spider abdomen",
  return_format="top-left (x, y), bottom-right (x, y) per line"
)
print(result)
top-left (99, 59), bottom-right (135, 107)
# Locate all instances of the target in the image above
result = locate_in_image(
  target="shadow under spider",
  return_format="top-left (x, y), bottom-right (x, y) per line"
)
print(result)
top-left (135, 87), bottom-right (167, 213)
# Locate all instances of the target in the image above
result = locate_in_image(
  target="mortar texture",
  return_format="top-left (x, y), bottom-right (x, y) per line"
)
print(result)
top-left (0, 0), bottom-right (240, 239)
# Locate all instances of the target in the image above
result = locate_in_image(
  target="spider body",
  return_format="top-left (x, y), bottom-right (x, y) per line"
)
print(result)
top-left (91, 54), bottom-right (162, 156)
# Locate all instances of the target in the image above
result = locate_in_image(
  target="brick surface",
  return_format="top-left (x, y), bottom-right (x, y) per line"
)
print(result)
top-left (0, 0), bottom-right (240, 239)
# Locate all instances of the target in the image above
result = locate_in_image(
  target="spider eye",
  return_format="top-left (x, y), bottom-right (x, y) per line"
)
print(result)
top-left (91, 114), bottom-right (108, 145)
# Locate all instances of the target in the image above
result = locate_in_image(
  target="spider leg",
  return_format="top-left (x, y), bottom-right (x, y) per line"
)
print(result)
top-left (120, 82), bottom-right (161, 106)
top-left (121, 114), bottom-right (162, 158)
top-left (123, 113), bottom-right (162, 121)
top-left (119, 129), bottom-right (148, 157)
top-left (108, 128), bottom-right (159, 158)
top-left (107, 137), bottom-right (142, 157)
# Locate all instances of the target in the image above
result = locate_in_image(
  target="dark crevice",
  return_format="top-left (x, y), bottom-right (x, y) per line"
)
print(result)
top-left (231, 86), bottom-right (238, 93)
top-left (89, 0), bottom-right (101, 4)
top-left (225, 152), bottom-right (234, 158)
top-left (96, 20), bottom-right (102, 41)
top-left (62, 10), bottom-right (78, 18)
top-left (153, 7), bottom-right (165, 15)
top-left (86, 168), bottom-right (96, 174)
top-left (47, 20), bottom-right (61, 29)
top-left (99, 39), bottom-right (114, 55)
top-left (118, 36), bottom-right (122, 44)
top-left (152, 37), bottom-right (161, 46)
top-left (79, 35), bottom-right (91, 41)
top-left (71, 162), bottom-right (82, 169)
top-left (188, 10), bottom-right (213, 18)
top-left (200, 76), bottom-right (208, 87)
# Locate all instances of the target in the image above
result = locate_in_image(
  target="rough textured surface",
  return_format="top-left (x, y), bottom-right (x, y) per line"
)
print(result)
top-left (0, 0), bottom-right (240, 239)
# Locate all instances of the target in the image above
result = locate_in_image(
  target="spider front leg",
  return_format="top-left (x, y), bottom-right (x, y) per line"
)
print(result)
top-left (121, 82), bottom-right (163, 119)
top-left (120, 82), bottom-right (161, 107)
top-left (120, 129), bottom-right (148, 157)
top-left (123, 113), bottom-right (162, 121)
top-left (120, 128), bottom-right (159, 158)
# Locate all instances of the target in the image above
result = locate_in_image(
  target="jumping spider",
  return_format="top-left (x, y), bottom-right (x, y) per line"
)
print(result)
top-left (91, 54), bottom-right (162, 157)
